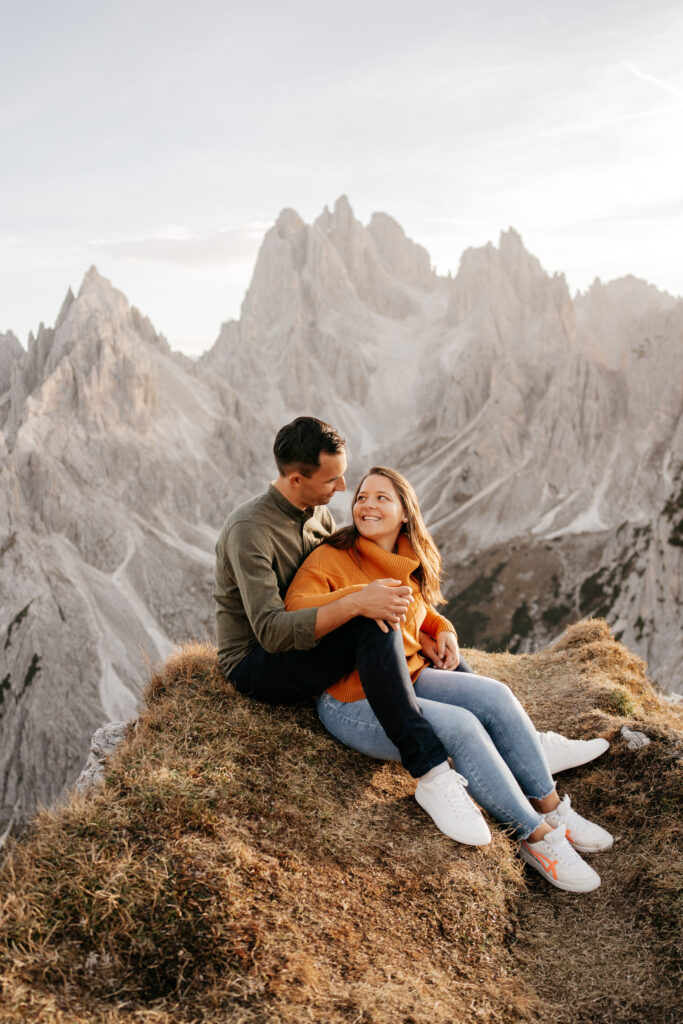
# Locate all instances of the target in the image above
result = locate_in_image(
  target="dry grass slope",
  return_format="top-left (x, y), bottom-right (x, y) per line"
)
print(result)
top-left (0, 620), bottom-right (681, 1024)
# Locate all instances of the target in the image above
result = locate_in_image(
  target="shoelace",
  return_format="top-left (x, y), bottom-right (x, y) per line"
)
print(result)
top-left (439, 772), bottom-right (476, 813)
top-left (553, 795), bottom-right (584, 829)
top-left (540, 826), bottom-right (583, 866)
top-left (559, 803), bottom-right (591, 835)
top-left (553, 836), bottom-right (584, 866)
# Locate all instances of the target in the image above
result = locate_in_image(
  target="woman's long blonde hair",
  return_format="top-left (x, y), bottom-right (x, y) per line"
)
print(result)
top-left (324, 465), bottom-right (444, 606)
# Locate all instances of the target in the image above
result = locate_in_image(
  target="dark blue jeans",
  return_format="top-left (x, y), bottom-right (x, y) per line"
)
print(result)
top-left (229, 618), bottom-right (474, 778)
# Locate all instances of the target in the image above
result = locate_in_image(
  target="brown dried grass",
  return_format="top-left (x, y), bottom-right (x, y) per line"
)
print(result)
top-left (0, 619), bottom-right (680, 1023)
top-left (466, 619), bottom-right (683, 1024)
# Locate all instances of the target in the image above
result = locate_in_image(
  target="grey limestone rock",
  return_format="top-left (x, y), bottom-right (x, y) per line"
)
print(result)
top-left (621, 727), bottom-right (652, 751)
top-left (75, 720), bottom-right (131, 792)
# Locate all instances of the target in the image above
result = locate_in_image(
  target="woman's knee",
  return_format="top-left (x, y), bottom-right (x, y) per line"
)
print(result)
top-left (476, 677), bottom-right (524, 717)
top-left (424, 704), bottom-right (488, 752)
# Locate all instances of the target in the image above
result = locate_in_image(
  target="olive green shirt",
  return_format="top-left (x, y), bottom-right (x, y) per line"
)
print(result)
top-left (214, 484), bottom-right (336, 678)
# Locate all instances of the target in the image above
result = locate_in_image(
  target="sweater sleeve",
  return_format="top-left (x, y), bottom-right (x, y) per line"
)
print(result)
top-left (421, 606), bottom-right (457, 639)
top-left (285, 553), bottom-right (366, 611)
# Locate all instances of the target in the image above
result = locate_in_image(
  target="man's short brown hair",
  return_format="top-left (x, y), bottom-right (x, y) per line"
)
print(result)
top-left (273, 417), bottom-right (346, 476)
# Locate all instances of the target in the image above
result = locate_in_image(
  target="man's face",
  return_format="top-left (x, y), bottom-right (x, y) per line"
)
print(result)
top-left (297, 451), bottom-right (347, 507)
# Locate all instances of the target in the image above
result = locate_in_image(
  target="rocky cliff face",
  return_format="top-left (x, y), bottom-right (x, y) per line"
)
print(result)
top-left (407, 260), bottom-right (683, 688)
top-left (199, 196), bottom-right (447, 457)
top-left (1, 197), bottom-right (681, 832)
top-left (0, 269), bottom-right (267, 833)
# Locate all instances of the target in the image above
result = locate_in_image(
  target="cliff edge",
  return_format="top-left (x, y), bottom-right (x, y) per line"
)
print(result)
top-left (0, 620), bottom-right (681, 1024)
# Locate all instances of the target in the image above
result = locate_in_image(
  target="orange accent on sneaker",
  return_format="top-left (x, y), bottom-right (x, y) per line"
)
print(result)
top-left (565, 827), bottom-right (573, 843)
top-left (522, 842), bottom-right (559, 880)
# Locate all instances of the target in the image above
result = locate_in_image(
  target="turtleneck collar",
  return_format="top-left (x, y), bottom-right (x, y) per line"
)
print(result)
top-left (354, 533), bottom-right (420, 580)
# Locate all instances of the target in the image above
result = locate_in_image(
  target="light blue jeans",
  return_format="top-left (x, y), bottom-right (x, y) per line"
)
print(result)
top-left (317, 668), bottom-right (556, 839)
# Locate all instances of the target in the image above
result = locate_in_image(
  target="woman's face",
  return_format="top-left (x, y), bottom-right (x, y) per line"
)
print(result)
top-left (353, 474), bottom-right (406, 551)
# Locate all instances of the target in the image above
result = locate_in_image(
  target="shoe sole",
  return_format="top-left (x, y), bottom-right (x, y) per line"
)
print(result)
top-left (414, 793), bottom-right (492, 846)
top-left (567, 836), bottom-right (614, 854)
top-left (519, 845), bottom-right (601, 893)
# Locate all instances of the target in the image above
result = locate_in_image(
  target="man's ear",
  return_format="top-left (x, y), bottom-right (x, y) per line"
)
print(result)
top-left (286, 471), bottom-right (303, 488)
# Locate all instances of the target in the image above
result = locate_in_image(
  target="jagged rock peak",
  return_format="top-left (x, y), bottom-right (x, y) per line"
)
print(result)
top-left (331, 193), bottom-right (354, 229)
top-left (574, 274), bottom-right (682, 363)
top-left (55, 287), bottom-right (76, 330)
top-left (447, 227), bottom-right (572, 327)
top-left (76, 265), bottom-right (128, 310)
top-left (498, 228), bottom-right (545, 278)
top-left (369, 210), bottom-right (408, 238)
top-left (452, 228), bottom-right (554, 291)
top-left (579, 274), bottom-right (679, 311)
top-left (248, 209), bottom-right (308, 288)
top-left (274, 208), bottom-right (307, 237)
top-left (313, 195), bottom-right (357, 236)
top-left (0, 330), bottom-right (25, 395)
top-left (368, 211), bottom-right (435, 290)
top-left (0, 330), bottom-right (24, 361)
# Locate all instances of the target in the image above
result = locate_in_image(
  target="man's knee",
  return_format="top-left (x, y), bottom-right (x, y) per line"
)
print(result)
top-left (343, 616), bottom-right (375, 639)
top-left (346, 616), bottom-right (403, 650)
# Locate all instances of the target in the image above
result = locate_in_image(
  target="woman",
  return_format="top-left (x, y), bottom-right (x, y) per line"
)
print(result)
top-left (285, 466), bottom-right (613, 893)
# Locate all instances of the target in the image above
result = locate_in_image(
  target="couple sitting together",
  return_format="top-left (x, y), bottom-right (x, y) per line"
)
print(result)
top-left (214, 417), bottom-right (612, 893)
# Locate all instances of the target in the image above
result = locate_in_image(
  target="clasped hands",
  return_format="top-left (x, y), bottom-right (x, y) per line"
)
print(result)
top-left (419, 629), bottom-right (460, 670)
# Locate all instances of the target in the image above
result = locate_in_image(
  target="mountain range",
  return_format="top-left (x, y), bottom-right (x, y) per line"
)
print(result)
top-left (1, 195), bottom-right (681, 831)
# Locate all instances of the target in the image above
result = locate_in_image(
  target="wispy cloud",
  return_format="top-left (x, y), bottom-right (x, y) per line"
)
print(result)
top-left (535, 102), bottom-right (682, 140)
top-left (550, 197), bottom-right (683, 234)
top-left (90, 223), bottom-right (272, 267)
top-left (623, 61), bottom-right (683, 100)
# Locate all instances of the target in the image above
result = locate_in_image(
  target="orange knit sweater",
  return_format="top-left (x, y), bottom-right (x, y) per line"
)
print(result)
top-left (285, 534), bottom-right (455, 702)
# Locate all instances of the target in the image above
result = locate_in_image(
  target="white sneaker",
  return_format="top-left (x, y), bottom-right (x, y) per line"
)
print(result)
top-left (415, 770), bottom-right (492, 846)
top-left (543, 794), bottom-right (613, 853)
top-left (538, 731), bottom-right (609, 774)
top-left (519, 824), bottom-right (601, 892)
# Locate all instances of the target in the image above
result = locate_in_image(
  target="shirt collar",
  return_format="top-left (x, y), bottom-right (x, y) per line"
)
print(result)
top-left (267, 483), bottom-right (315, 523)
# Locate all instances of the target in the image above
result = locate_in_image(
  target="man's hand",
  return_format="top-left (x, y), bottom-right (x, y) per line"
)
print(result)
top-left (354, 578), bottom-right (414, 633)
top-left (420, 630), bottom-right (460, 670)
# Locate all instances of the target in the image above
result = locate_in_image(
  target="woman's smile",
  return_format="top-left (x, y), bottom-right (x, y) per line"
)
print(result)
top-left (353, 474), bottom-right (405, 551)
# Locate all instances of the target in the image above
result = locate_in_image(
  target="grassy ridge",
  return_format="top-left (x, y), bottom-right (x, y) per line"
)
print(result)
top-left (0, 620), bottom-right (681, 1023)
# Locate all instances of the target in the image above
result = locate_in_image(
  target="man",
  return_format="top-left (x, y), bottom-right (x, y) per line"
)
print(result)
top-left (214, 416), bottom-right (608, 841)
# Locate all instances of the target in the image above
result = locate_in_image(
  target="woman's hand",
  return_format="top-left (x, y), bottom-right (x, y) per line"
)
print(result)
top-left (420, 630), bottom-right (460, 670)
top-left (437, 630), bottom-right (460, 670)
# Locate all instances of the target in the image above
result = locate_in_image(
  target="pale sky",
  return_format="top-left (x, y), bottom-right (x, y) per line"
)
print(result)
top-left (1, 0), bottom-right (682, 356)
